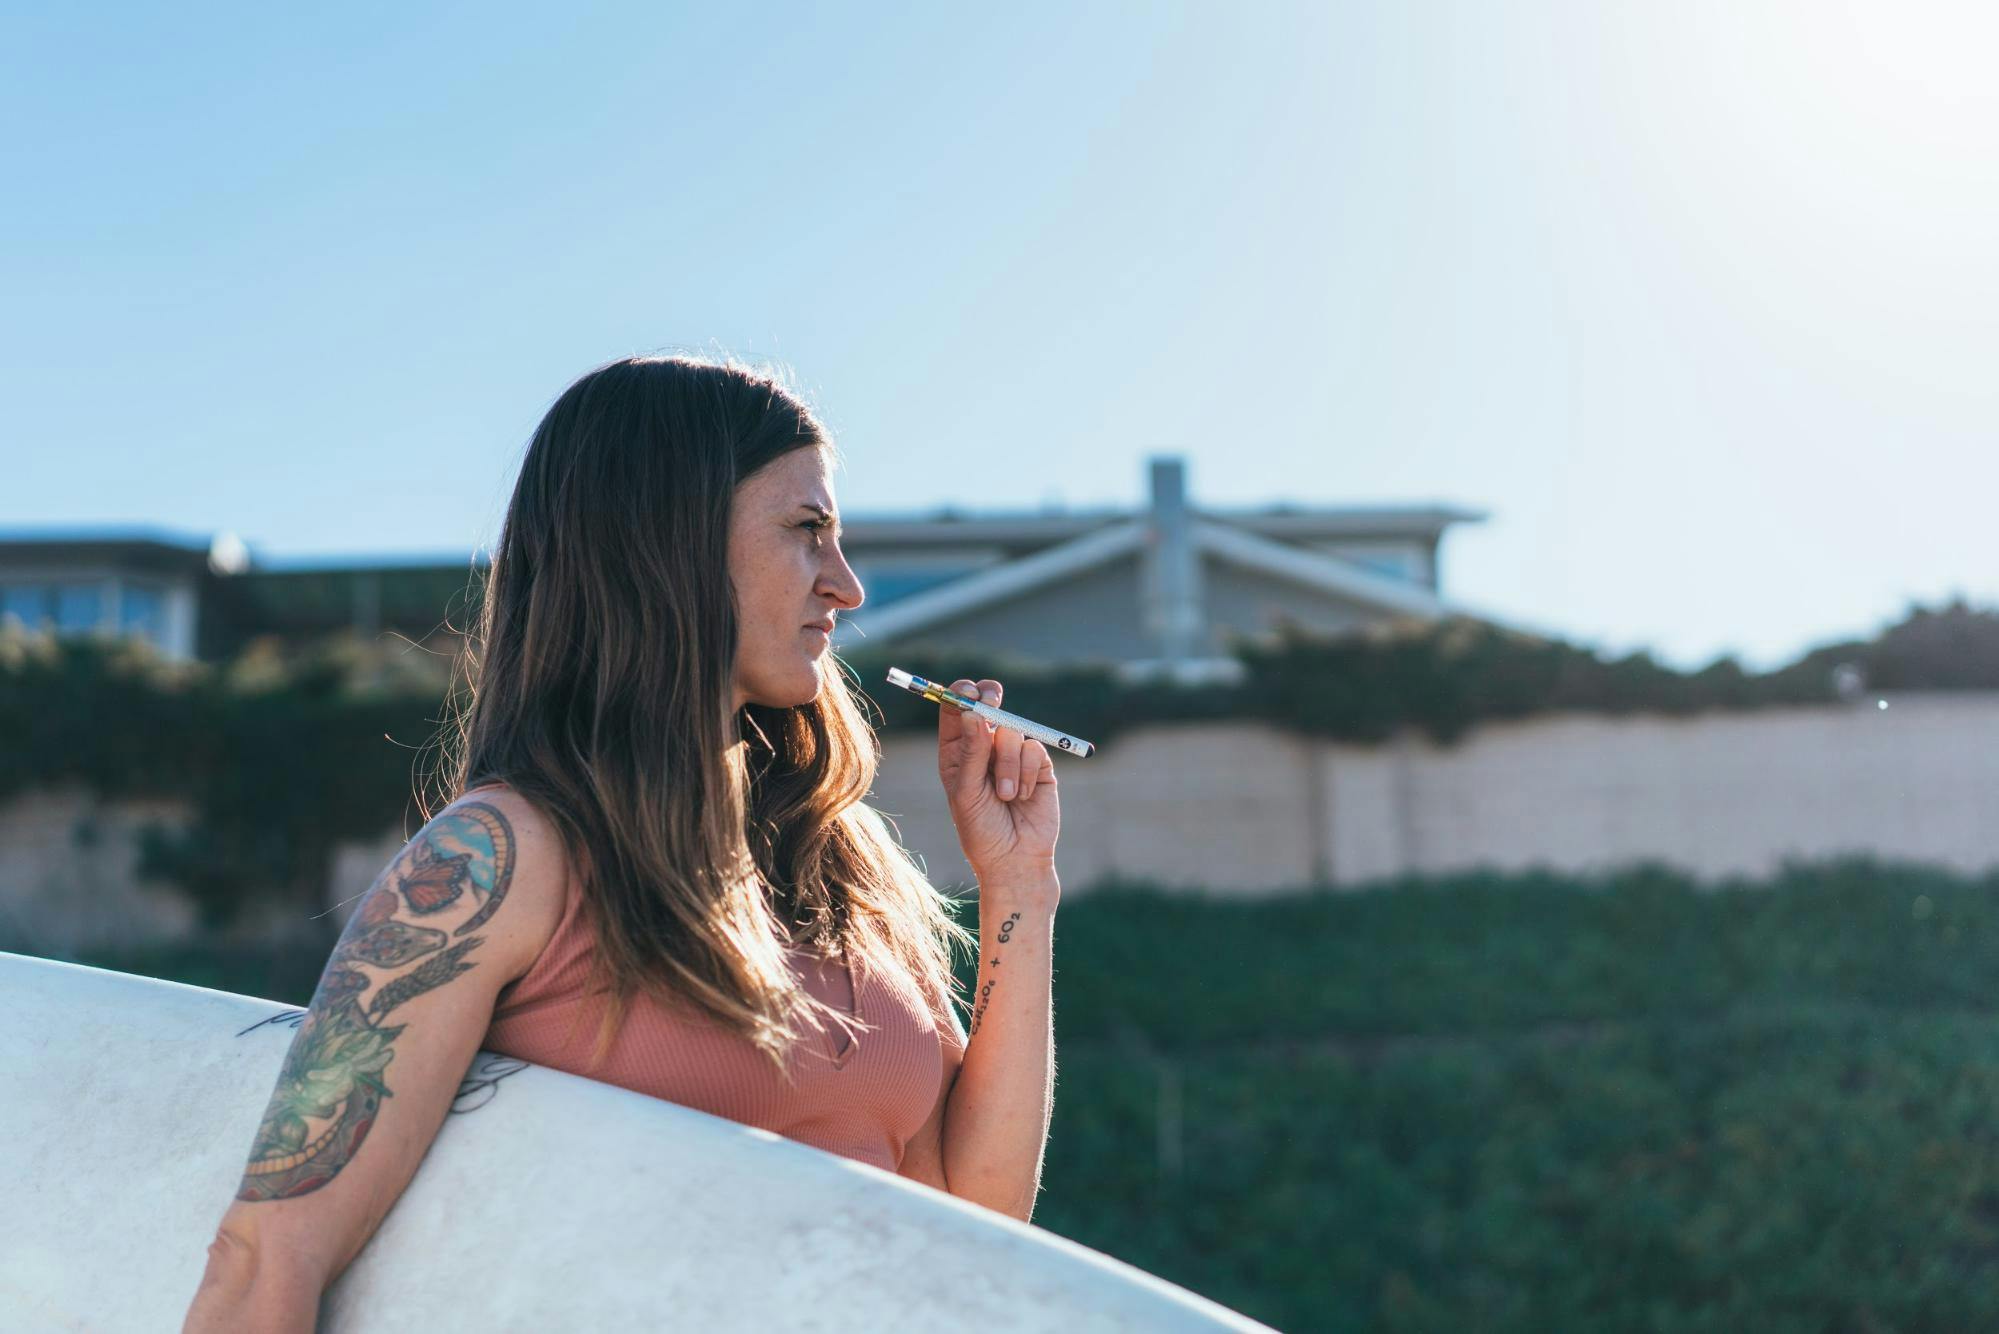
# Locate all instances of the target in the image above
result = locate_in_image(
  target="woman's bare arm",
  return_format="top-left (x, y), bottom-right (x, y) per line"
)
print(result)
top-left (940, 870), bottom-right (1058, 1222)
top-left (184, 790), bottom-right (564, 1330)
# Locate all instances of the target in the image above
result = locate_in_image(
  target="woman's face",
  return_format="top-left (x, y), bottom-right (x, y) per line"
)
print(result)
top-left (727, 444), bottom-right (865, 713)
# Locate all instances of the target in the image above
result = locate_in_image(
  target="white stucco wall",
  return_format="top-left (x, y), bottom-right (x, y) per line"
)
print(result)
top-left (1316, 690), bottom-right (1999, 886)
top-left (870, 691), bottom-right (1999, 893)
top-left (867, 721), bottom-right (1327, 897)
top-left (0, 785), bottom-right (201, 954)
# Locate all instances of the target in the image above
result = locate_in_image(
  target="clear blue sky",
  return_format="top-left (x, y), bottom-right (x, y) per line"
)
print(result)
top-left (4, 2), bottom-right (1992, 670)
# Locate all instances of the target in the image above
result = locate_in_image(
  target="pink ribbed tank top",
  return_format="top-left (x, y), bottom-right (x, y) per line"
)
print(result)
top-left (483, 861), bottom-right (963, 1174)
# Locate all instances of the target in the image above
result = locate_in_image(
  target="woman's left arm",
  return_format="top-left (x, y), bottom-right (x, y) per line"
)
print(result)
top-left (940, 869), bottom-right (1057, 1220)
top-left (924, 677), bottom-right (1063, 1222)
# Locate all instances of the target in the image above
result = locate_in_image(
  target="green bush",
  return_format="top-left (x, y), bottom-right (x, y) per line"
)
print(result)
top-left (0, 627), bottom-right (452, 928)
top-left (843, 595), bottom-right (1996, 747)
top-left (2, 595), bottom-right (1994, 932)
top-left (1012, 858), bottom-right (1999, 1332)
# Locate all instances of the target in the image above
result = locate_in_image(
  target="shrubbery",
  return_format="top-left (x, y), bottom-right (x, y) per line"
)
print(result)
top-left (2, 597), bottom-right (1994, 927)
top-left (0, 627), bottom-right (454, 927)
top-left (847, 596), bottom-right (1999, 746)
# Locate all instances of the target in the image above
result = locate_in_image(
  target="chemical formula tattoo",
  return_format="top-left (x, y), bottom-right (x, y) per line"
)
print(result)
top-left (969, 910), bottom-right (1021, 1037)
top-left (234, 801), bottom-right (516, 1202)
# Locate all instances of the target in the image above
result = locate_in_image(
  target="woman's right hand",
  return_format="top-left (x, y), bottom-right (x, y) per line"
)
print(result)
top-left (935, 677), bottom-right (1060, 884)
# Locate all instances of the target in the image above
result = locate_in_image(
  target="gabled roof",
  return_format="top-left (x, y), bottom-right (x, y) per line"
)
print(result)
top-left (838, 517), bottom-right (1454, 645)
top-left (1193, 521), bottom-right (1449, 618)
top-left (842, 519), bottom-right (1148, 643)
top-left (838, 503), bottom-right (1485, 550)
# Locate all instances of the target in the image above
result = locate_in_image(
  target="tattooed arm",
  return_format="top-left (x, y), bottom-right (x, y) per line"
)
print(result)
top-left (937, 871), bottom-right (1058, 1222)
top-left (183, 789), bottom-right (566, 1332)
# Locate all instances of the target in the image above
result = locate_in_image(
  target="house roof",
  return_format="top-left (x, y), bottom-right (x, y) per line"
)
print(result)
top-left (837, 502), bottom-right (1485, 549)
top-left (1193, 520), bottom-right (1453, 618)
top-left (247, 551), bottom-right (486, 574)
top-left (839, 515), bottom-right (1457, 645)
top-left (839, 519), bottom-right (1148, 643)
top-left (0, 524), bottom-right (483, 577)
top-left (0, 524), bottom-right (218, 574)
top-left (0, 523), bottom-right (214, 553)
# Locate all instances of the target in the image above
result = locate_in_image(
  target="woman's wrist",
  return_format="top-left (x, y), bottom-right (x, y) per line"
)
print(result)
top-left (973, 862), bottom-right (1059, 905)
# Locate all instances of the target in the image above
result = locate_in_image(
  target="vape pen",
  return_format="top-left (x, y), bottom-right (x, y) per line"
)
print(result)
top-left (885, 667), bottom-right (1096, 758)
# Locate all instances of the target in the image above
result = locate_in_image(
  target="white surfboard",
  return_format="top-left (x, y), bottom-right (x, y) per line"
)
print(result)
top-left (0, 951), bottom-right (1272, 1332)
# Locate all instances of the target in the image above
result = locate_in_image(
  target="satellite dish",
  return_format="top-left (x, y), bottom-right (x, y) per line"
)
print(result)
top-left (207, 531), bottom-right (250, 576)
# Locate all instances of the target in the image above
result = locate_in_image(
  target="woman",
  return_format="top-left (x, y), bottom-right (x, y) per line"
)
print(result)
top-left (185, 354), bottom-right (1063, 1329)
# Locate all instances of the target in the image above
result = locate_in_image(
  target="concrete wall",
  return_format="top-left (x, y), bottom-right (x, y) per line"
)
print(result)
top-left (867, 690), bottom-right (1999, 893)
top-left (1315, 690), bottom-right (1999, 887)
top-left (866, 721), bottom-right (1329, 898)
top-left (0, 785), bottom-right (368, 956)
top-left (0, 786), bottom-right (203, 955)
top-left (12, 691), bottom-right (1999, 956)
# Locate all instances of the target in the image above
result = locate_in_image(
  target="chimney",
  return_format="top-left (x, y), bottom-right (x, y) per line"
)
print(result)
top-left (1141, 456), bottom-right (1204, 665)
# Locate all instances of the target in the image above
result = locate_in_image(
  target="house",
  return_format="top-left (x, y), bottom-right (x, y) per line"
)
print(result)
top-left (0, 526), bottom-right (480, 664)
top-left (0, 526), bottom-right (217, 661)
top-left (0, 456), bottom-right (1487, 676)
top-left (834, 456), bottom-right (1486, 681)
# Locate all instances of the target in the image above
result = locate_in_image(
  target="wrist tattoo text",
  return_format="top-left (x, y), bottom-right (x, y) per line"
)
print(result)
top-left (969, 911), bottom-right (1021, 1037)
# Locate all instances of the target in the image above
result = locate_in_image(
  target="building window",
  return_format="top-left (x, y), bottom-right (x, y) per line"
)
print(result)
top-left (121, 581), bottom-right (169, 646)
top-left (2, 583), bottom-right (49, 632)
top-left (853, 565), bottom-right (981, 606)
top-left (1322, 546), bottom-right (1423, 583)
top-left (55, 582), bottom-right (105, 634)
top-left (1351, 553), bottom-right (1415, 581)
top-left (0, 582), bottom-right (111, 635)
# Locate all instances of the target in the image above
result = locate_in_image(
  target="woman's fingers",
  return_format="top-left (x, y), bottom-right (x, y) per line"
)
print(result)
top-left (939, 679), bottom-right (976, 746)
top-left (1016, 738), bottom-right (1049, 803)
top-left (978, 680), bottom-right (1027, 800)
top-left (945, 679), bottom-right (991, 802)
top-left (943, 676), bottom-right (1047, 804)
top-left (940, 678), bottom-right (985, 759)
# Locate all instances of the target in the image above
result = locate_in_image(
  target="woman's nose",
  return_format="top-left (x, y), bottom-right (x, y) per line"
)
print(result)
top-left (822, 555), bottom-right (864, 611)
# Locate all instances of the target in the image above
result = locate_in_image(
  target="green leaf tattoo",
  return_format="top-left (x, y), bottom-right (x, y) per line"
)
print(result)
top-left (236, 800), bottom-right (516, 1202)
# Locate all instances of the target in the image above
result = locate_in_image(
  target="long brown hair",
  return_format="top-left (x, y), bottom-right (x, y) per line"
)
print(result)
top-left (425, 353), bottom-right (974, 1078)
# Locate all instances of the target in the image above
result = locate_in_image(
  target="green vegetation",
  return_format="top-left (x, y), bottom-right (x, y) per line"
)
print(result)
top-left (849, 595), bottom-right (1999, 747)
top-left (27, 857), bottom-right (1999, 1331)
top-left (1011, 857), bottom-right (1999, 1331)
top-left (5, 596), bottom-right (1993, 931)
top-left (10, 598), bottom-right (1999, 1326)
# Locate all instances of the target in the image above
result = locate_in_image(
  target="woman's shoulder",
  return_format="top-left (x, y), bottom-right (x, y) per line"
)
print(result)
top-left (442, 780), bottom-right (577, 985)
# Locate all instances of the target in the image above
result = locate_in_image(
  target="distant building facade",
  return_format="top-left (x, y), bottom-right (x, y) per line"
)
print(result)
top-left (0, 529), bottom-right (213, 661)
top-left (836, 457), bottom-right (1484, 680)
top-left (0, 526), bottom-right (482, 664)
top-left (0, 456), bottom-right (1487, 675)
